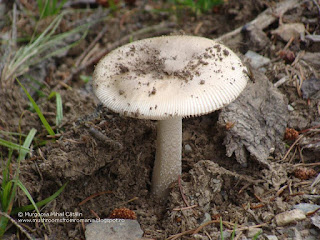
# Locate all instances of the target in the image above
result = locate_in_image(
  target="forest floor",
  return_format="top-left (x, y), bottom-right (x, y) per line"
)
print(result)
top-left (1, 0), bottom-right (320, 239)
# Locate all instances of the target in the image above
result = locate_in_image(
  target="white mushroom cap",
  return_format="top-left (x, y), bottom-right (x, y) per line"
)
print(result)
top-left (93, 35), bottom-right (249, 120)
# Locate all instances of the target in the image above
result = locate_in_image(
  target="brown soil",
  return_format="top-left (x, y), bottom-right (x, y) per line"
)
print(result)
top-left (1, 0), bottom-right (320, 239)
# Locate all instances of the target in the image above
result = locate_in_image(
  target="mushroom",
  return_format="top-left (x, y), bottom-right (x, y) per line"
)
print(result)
top-left (93, 35), bottom-right (249, 199)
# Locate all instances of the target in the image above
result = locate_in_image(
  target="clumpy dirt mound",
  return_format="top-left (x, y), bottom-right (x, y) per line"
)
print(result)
top-left (165, 160), bottom-right (255, 233)
top-left (0, 86), bottom-right (39, 133)
top-left (19, 105), bottom-right (158, 238)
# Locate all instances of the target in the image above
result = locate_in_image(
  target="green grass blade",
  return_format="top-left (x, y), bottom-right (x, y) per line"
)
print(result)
top-left (24, 74), bottom-right (47, 97)
top-left (0, 138), bottom-right (30, 152)
top-left (252, 230), bottom-right (262, 240)
top-left (220, 217), bottom-right (224, 240)
top-left (1, 150), bottom-right (13, 196)
top-left (48, 91), bottom-right (63, 126)
top-left (11, 182), bottom-right (68, 214)
top-left (43, 0), bottom-right (50, 18)
top-left (0, 215), bottom-right (9, 237)
top-left (51, 0), bottom-right (58, 15)
top-left (5, 14), bottom-right (63, 80)
top-left (16, 79), bottom-right (55, 136)
top-left (1, 181), bottom-right (13, 211)
top-left (80, 75), bottom-right (91, 83)
top-left (55, 93), bottom-right (63, 126)
top-left (11, 180), bottom-right (44, 226)
top-left (231, 222), bottom-right (237, 239)
top-left (18, 128), bottom-right (37, 161)
top-left (36, 0), bottom-right (43, 15)
top-left (57, 0), bottom-right (68, 13)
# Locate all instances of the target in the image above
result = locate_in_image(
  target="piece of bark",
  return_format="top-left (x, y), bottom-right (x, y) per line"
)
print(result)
top-left (218, 69), bottom-right (288, 167)
top-left (301, 77), bottom-right (320, 99)
top-left (271, 23), bottom-right (305, 42)
top-left (216, 0), bottom-right (302, 48)
top-left (302, 52), bottom-right (320, 69)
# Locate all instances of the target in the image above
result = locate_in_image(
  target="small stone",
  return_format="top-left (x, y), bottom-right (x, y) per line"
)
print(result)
top-left (261, 212), bottom-right (274, 222)
top-left (293, 227), bottom-right (303, 240)
top-left (184, 144), bottom-right (192, 153)
top-left (287, 105), bottom-right (294, 111)
top-left (305, 236), bottom-right (318, 240)
top-left (294, 203), bottom-right (320, 214)
top-left (247, 227), bottom-right (262, 238)
top-left (275, 209), bottom-right (306, 226)
top-left (219, 230), bottom-right (231, 240)
top-left (311, 215), bottom-right (320, 229)
top-left (199, 212), bottom-right (211, 225)
top-left (85, 219), bottom-right (143, 240)
top-left (301, 77), bottom-right (320, 99)
top-left (245, 50), bottom-right (271, 69)
top-left (265, 235), bottom-right (278, 240)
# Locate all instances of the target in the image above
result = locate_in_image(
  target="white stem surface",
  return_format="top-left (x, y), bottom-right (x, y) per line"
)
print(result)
top-left (151, 117), bottom-right (182, 198)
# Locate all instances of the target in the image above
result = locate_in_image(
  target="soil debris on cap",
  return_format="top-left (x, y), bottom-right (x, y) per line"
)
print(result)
top-left (118, 64), bottom-right (129, 73)
top-left (93, 36), bottom-right (249, 120)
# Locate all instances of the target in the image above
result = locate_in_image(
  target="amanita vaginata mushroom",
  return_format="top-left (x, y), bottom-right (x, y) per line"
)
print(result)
top-left (93, 36), bottom-right (249, 199)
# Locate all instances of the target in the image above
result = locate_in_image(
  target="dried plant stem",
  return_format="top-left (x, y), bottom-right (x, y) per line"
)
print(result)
top-left (0, 211), bottom-right (34, 240)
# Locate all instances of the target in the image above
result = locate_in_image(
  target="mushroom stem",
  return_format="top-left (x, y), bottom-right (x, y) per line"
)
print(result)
top-left (152, 117), bottom-right (182, 198)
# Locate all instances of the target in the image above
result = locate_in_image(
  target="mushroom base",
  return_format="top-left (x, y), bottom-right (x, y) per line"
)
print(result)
top-left (151, 117), bottom-right (182, 198)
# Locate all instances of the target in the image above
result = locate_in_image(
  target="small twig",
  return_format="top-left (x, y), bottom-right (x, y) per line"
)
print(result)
top-left (234, 231), bottom-right (243, 240)
top-left (306, 207), bottom-right (320, 216)
top-left (276, 185), bottom-right (288, 197)
top-left (32, 158), bottom-right (43, 182)
top-left (166, 229), bottom-right (195, 240)
top-left (238, 182), bottom-right (251, 194)
top-left (193, 220), bottom-right (235, 234)
top-left (178, 175), bottom-right (190, 208)
top-left (90, 209), bottom-right (100, 219)
top-left (108, 197), bottom-right (139, 210)
top-left (58, 81), bottom-right (72, 90)
top-left (119, 9), bottom-right (137, 29)
top-left (88, 127), bottom-right (123, 150)
top-left (298, 145), bottom-right (304, 163)
top-left (81, 221), bottom-right (86, 235)
top-left (294, 162), bottom-right (320, 167)
top-left (282, 134), bottom-right (304, 161)
top-left (75, 25), bottom-right (109, 67)
top-left (288, 146), bottom-right (298, 163)
top-left (312, 0), bottom-right (320, 15)
top-left (79, 190), bottom-right (113, 206)
top-left (254, 194), bottom-right (264, 203)
top-left (276, 36), bottom-right (294, 55)
top-left (235, 223), bottom-right (267, 232)
top-left (273, 76), bottom-right (289, 88)
top-left (245, 207), bottom-right (262, 224)
top-left (291, 50), bottom-right (305, 67)
top-left (299, 124), bottom-right (320, 134)
top-left (250, 203), bottom-right (265, 209)
top-left (173, 205), bottom-right (197, 211)
top-left (0, 211), bottom-right (34, 240)
top-left (194, 22), bottom-right (203, 35)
